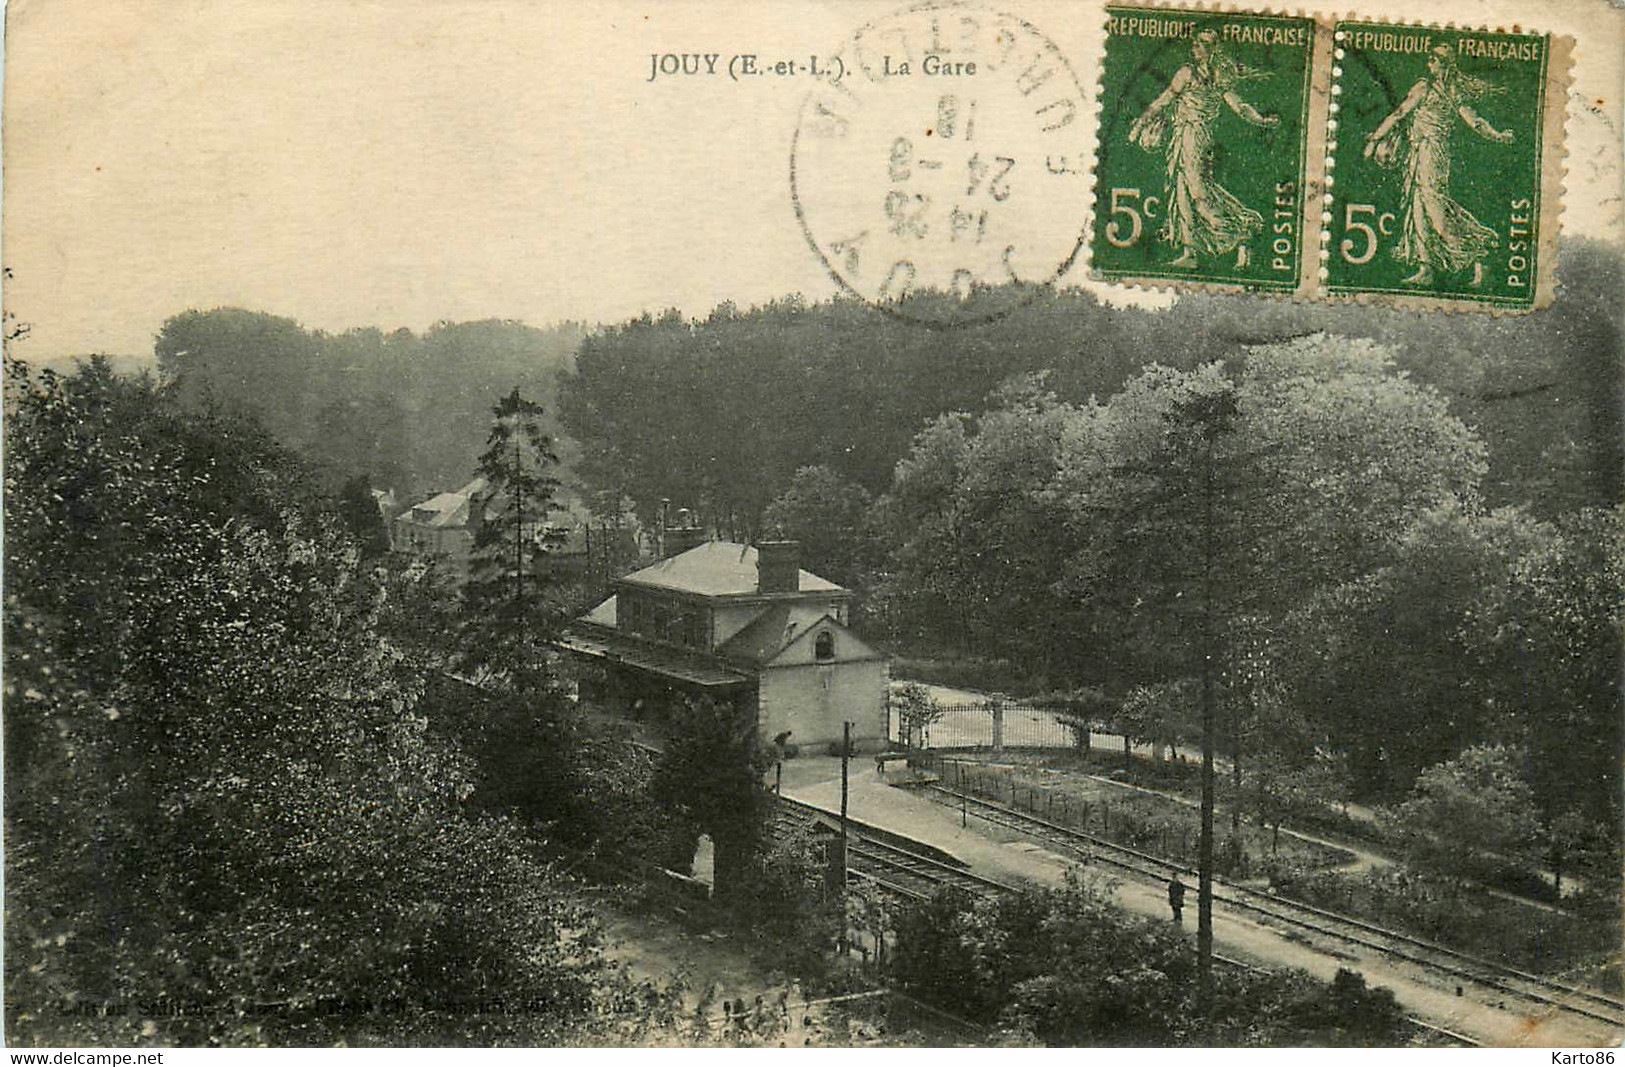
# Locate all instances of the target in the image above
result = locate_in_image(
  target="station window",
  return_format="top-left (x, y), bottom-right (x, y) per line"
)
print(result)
top-left (814, 631), bottom-right (835, 662)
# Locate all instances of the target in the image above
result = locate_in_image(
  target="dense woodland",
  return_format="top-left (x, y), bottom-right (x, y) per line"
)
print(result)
top-left (153, 311), bottom-right (585, 499)
top-left (1, 360), bottom-right (688, 1044)
top-left (562, 240), bottom-right (1622, 531)
top-left (560, 240), bottom-right (1622, 824)
top-left (4, 237), bottom-right (1620, 1044)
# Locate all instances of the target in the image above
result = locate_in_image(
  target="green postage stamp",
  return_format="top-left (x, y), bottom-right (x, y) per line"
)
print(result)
top-left (1090, 6), bottom-right (1570, 311)
top-left (1092, 6), bottom-right (1322, 294)
top-left (1323, 22), bottom-right (1569, 310)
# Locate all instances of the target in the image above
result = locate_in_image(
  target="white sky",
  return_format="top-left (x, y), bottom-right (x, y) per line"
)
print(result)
top-left (4, 0), bottom-right (1622, 361)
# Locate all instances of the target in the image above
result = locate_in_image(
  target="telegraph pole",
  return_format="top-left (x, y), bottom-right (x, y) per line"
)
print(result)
top-left (1192, 392), bottom-right (1234, 1015)
top-left (839, 720), bottom-right (852, 888)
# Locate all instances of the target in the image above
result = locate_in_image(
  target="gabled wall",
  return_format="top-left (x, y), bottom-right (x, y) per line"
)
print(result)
top-left (767, 619), bottom-right (881, 668)
top-left (757, 659), bottom-right (889, 752)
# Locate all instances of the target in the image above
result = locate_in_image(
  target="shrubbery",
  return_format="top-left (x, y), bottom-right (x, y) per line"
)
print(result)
top-left (3, 361), bottom-right (671, 1045)
top-left (890, 873), bottom-right (1410, 1046)
top-left (1272, 866), bottom-right (1619, 982)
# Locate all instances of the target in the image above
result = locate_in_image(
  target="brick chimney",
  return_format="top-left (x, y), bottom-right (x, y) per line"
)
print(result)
top-left (663, 506), bottom-right (708, 558)
top-left (756, 541), bottom-right (800, 594)
top-left (662, 524), bottom-right (706, 557)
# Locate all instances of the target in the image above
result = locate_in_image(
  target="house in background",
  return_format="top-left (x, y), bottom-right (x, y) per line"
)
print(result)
top-left (559, 540), bottom-right (889, 752)
top-left (392, 478), bottom-right (632, 585)
top-left (393, 477), bottom-right (490, 577)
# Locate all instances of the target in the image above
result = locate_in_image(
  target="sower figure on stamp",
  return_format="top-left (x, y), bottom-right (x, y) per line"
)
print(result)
top-left (1167, 874), bottom-right (1187, 924)
top-left (1364, 44), bottom-right (1514, 288)
top-left (1129, 28), bottom-right (1280, 270)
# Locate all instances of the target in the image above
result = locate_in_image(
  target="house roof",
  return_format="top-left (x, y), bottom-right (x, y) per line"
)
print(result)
top-left (399, 477), bottom-right (488, 529)
top-left (717, 604), bottom-right (841, 666)
top-left (582, 594), bottom-right (617, 627)
top-left (557, 623), bottom-right (750, 688)
top-left (618, 540), bottom-right (843, 598)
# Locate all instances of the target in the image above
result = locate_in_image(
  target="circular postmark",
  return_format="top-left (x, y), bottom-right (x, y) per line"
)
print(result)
top-left (791, 1), bottom-right (1092, 327)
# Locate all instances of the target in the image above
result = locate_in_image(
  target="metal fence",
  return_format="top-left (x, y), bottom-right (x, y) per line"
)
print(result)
top-left (893, 700), bottom-right (1091, 751)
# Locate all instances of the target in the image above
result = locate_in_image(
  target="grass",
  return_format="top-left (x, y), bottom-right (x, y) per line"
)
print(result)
top-left (937, 754), bottom-right (1354, 878)
top-left (944, 751), bottom-right (1622, 990)
top-left (1273, 867), bottom-right (1623, 991)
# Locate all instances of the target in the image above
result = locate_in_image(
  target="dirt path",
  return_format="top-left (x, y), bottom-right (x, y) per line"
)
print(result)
top-left (597, 894), bottom-right (970, 1046)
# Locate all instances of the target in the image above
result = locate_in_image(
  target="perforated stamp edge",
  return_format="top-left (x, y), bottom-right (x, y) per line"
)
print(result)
top-left (1085, 0), bottom-right (1332, 300)
top-left (1315, 16), bottom-right (1572, 314)
top-left (1084, 4), bottom-right (1574, 315)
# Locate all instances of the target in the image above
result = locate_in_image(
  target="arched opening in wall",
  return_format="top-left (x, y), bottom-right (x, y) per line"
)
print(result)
top-left (815, 631), bottom-right (835, 662)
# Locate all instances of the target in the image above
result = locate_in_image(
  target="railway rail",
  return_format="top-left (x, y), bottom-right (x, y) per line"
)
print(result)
top-left (773, 796), bottom-right (1018, 901)
top-left (916, 781), bottom-right (1624, 1033)
top-left (772, 795), bottom-right (1486, 1047)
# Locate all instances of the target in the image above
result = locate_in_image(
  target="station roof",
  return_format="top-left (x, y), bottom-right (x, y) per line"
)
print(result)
top-left (557, 623), bottom-right (750, 688)
top-left (717, 604), bottom-right (841, 666)
top-left (398, 477), bottom-right (488, 529)
top-left (617, 541), bottom-right (843, 598)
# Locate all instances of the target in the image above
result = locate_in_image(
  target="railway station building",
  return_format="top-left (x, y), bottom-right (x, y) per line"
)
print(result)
top-left (558, 540), bottom-right (889, 751)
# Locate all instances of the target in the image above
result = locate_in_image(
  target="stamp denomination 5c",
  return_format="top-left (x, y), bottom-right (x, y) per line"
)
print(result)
top-left (1092, 5), bottom-right (1320, 293)
top-left (1087, 5), bottom-right (1571, 313)
top-left (1323, 22), bottom-right (1569, 310)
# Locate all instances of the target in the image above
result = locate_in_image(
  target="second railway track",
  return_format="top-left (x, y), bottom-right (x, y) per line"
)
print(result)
top-left (771, 792), bottom-right (1499, 1047)
top-left (913, 780), bottom-right (1623, 1032)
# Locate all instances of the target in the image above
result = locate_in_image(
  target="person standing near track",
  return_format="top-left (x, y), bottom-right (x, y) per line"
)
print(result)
top-left (1168, 875), bottom-right (1187, 924)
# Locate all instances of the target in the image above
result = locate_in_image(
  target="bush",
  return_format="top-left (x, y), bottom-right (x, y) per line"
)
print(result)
top-left (888, 872), bottom-right (1412, 1046)
top-left (1390, 745), bottom-right (1541, 883)
top-left (1278, 867), bottom-right (1618, 978)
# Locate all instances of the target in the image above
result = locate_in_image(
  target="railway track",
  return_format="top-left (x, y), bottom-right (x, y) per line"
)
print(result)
top-left (773, 796), bottom-right (1019, 901)
top-left (917, 781), bottom-right (1624, 1032)
top-left (773, 796), bottom-right (1487, 1047)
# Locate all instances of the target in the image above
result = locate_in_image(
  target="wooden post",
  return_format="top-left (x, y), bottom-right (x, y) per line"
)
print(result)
top-left (959, 763), bottom-right (967, 828)
top-left (838, 721), bottom-right (851, 883)
top-left (837, 721), bottom-right (851, 956)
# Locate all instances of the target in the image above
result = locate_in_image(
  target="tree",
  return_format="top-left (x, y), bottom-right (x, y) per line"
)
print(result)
top-left (650, 693), bottom-right (773, 905)
top-left (336, 474), bottom-right (390, 558)
top-left (462, 387), bottom-right (566, 687)
top-left (1118, 683), bottom-right (1186, 766)
top-left (891, 681), bottom-right (945, 748)
top-left (3, 359), bottom-right (662, 1044)
top-left (307, 394), bottom-right (409, 495)
top-left (1044, 341), bottom-right (1487, 1007)
top-left (761, 465), bottom-right (878, 592)
top-left (1390, 744), bottom-right (1542, 882)
top-left (1488, 506), bottom-right (1624, 823)
top-left (154, 308), bottom-right (320, 443)
top-left (1279, 501), bottom-right (1621, 814)
top-left (880, 383), bottom-right (1078, 666)
top-left (153, 310), bottom-right (586, 505)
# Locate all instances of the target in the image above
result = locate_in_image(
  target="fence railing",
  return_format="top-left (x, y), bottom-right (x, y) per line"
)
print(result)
top-left (893, 700), bottom-right (1095, 752)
